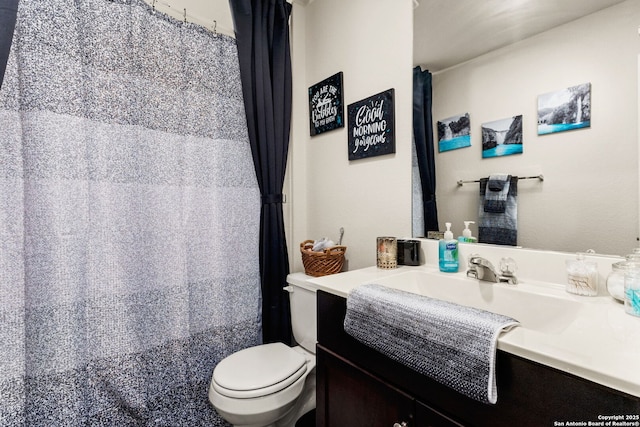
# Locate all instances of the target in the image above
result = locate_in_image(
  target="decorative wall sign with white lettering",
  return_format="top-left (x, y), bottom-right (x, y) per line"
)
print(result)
top-left (309, 72), bottom-right (344, 136)
top-left (347, 88), bottom-right (395, 160)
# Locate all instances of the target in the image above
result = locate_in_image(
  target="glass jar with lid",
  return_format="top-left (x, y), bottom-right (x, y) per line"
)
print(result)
top-left (566, 252), bottom-right (598, 296)
top-left (624, 263), bottom-right (640, 317)
top-left (606, 248), bottom-right (640, 303)
top-left (607, 261), bottom-right (630, 301)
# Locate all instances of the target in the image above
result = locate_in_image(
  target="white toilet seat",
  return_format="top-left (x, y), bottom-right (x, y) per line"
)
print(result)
top-left (208, 277), bottom-right (317, 426)
top-left (212, 342), bottom-right (308, 399)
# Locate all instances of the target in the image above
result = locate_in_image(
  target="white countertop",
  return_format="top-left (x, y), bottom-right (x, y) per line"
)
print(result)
top-left (289, 264), bottom-right (640, 399)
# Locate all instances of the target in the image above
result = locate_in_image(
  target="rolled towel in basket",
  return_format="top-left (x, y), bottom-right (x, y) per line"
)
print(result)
top-left (312, 238), bottom-right (335, 252)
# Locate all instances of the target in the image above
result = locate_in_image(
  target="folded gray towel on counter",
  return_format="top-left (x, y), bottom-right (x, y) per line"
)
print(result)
top-left (344, 283), bottom-right (519, 404)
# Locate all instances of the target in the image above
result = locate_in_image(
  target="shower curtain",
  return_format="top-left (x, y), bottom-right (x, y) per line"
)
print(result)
top-left (0, 0), bottom-right (261, 425)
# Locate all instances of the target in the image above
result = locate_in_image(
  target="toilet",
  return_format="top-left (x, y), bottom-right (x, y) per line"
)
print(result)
top-left (208, 275), bottom-right (317, 427)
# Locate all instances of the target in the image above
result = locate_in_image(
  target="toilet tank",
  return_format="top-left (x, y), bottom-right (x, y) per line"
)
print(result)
top-left (285, 274), bottom-right (317, 354)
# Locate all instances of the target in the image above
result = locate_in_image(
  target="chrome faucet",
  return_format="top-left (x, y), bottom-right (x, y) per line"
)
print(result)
top-left (466, 254), bottom-right (518, 285)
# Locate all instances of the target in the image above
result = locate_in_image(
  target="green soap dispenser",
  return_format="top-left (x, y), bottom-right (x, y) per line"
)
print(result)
top-left (439, 222), bottom-right (459, 272)
top-left (458, 221), bottom-right (477, 243)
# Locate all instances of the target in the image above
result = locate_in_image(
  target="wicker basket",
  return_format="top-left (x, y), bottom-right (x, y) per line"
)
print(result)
top-left (300, 240), bottom-right (347, 277)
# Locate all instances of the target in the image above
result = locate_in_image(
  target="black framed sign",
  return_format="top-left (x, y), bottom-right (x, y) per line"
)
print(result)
top-left (308, 72), bottom-right (344, 136)
top-left (347, 88), bottom-right (395, 160)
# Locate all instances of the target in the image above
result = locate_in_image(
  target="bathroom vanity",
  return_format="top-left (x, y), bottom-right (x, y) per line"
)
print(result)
top-left (300, 240), bottom-right (640, 427)
top-left (316, 290), bottom-right (639, 426)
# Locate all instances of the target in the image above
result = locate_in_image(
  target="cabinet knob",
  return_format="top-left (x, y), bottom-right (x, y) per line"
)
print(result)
top-left (393, 423), bottom-right (408, 427)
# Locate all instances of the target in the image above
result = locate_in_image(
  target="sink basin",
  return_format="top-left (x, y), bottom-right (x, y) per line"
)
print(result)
top-left (303, 261), bottom-right (640, 399)
top-left (373, 270), bottom-right (584, 334)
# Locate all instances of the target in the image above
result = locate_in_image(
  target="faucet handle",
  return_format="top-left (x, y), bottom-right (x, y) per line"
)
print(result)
top-left (499, 257), bottom-right (517, 276)
top-left (498, 257), bottom-right (518, 285)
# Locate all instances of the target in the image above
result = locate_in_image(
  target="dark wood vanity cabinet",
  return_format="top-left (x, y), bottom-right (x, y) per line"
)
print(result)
top-left (316, 290), bottom-right (640, 427)
top-left (317, 345), bottom-right (462, 426)
top-left (317, 347), bottom-right (416, 426)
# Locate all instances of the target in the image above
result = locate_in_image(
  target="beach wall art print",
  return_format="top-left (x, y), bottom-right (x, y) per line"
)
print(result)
top-left (437, 113), bottom-right (471, 152)
top-left (481, 115), bottom-right (523, 158)
top-left (538, 83), bottom-right (591, 135)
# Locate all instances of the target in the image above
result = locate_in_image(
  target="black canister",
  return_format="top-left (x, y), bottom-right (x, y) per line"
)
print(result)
top-left (397, 239), bottom-right (420, 266)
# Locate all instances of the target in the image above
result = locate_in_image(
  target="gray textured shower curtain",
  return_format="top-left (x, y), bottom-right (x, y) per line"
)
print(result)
top-left (0, 0), bottom-right (260, 425)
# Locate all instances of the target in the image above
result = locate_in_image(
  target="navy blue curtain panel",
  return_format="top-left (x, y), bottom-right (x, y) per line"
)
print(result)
top-left (230, 0), bottom-right (293, 344)
top-left (413, 66), bottom-right (439, 232)
top-left (0, 0), bottom-right (19, 90)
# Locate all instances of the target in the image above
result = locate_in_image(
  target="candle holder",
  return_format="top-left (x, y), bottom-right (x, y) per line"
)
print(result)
top-left (377, 237), bottom-right (397, 269)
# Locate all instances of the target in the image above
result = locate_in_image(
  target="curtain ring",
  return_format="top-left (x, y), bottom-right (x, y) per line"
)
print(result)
top-left (151, 0), bottom-right (156, 13)
top-left (213, 20), bottom-right (217, 35)
top-left (183, 8), bottom-right (187, 24)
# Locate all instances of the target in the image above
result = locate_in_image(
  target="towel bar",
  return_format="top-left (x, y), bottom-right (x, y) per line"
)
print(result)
top-left (457, 174), bottom-right (544, 186)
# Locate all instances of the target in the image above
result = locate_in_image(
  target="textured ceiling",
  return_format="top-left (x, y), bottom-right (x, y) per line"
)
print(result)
top-left (413, 0), bottom-right (629, 72)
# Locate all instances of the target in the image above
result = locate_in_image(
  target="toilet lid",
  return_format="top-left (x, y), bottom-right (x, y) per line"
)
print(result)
top-left (212, 342), bottom-right (307, 398)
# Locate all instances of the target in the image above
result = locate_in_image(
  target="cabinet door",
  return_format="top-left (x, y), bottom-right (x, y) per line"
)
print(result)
top-left (317, 346), bottom-right (414, 427)
top-left (415, 401), bottom-right (465, 427)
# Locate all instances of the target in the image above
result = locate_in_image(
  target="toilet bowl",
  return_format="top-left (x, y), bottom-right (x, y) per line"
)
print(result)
top-left (209, 343), bottom-right (316, 427)
top-left (208, 276), bottom-right (317, 427)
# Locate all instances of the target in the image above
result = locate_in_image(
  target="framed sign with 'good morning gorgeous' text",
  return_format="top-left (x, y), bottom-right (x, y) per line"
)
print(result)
top-left (347, 88), bottom-right (395, 160)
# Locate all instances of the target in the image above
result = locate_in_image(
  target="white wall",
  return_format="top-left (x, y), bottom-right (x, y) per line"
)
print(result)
top-left (141, 0), bottom-right (234, 36)
top-left (430, 0), bottom-right (640, 256)
top-left (150, 0), bottom-right (414, 272)
top-left (147, 0), bottom-right (640, 263)
top-left (288, 0), bottom-right (415, 271)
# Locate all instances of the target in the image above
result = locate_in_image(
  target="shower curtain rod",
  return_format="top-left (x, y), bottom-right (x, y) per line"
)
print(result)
top-left (149, 0), bottom-right (235, 37)
top-left (456, 174), bottom-right (544, 186)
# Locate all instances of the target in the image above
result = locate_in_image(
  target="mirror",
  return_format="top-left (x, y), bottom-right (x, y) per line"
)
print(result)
top-left (412, 0), bottom-right (639, 256)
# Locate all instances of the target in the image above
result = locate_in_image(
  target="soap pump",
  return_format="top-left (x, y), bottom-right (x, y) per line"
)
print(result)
top-left (458, 221), bottom-right (477, 243)
top-left (439, 222), bottom-right (459, 273)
